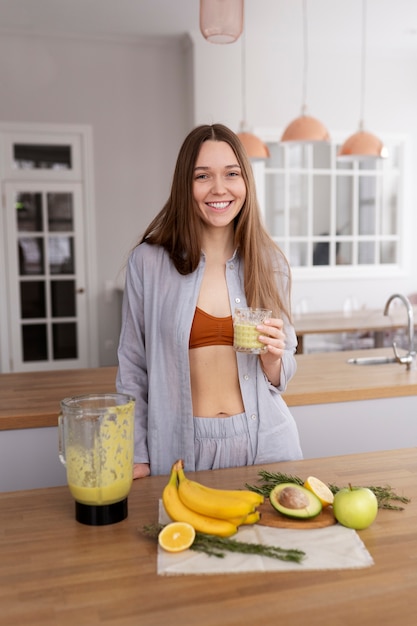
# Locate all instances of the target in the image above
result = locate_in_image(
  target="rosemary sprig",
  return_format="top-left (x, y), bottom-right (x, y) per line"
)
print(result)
top-left (245, 470), bottom-right (411, 511)
top-left (142, 524), bottom-right (305, 563)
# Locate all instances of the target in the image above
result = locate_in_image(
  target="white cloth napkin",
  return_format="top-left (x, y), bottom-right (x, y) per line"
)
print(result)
top-left (157, 501), bottom-right (374, 576)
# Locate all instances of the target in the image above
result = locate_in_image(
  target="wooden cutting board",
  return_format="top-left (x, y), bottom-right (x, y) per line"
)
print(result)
top-left (256, 499), bottom-right (337, 530)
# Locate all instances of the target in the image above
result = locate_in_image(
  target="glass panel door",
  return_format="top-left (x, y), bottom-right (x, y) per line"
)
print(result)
top-left (4, 181), bottom-right (88, 371)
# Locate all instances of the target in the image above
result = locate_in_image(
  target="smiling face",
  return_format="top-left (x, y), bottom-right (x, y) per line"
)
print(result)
top-left (192, 140), bottom-right (247, 231)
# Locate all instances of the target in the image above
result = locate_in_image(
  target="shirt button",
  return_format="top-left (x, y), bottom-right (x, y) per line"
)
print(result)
top-left (244, 374), bottom-right (249, 380)
top-left (235, 297), bottom-right (241, 304)
top-left (250, 414), bottom-right (257, 421)
top-left (229, 263), bottom-right (234, 270)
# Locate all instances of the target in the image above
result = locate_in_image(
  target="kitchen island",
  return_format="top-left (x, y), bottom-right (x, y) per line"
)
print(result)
top-left (1, 348), bottom-right (416, 491)
top-left (1, 448), bottom-right (416, 626)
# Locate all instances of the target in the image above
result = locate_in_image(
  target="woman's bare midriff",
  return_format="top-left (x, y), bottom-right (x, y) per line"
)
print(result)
top-left (189, 345), bottom-right (244, 417)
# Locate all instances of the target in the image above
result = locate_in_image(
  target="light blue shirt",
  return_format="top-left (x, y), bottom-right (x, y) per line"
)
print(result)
top-left (116, 242), bottom-right (302, 475)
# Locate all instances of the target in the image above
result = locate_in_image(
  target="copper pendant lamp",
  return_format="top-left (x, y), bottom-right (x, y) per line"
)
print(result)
top-left (200, 0), bottom-right (244, 44)
top-left (338, 0), bottom-right (388, 160)
top-left (281, 0), bottom-right (329, 144)
top-left (236, 17), bottom-right (270, 159)
top-left (237, 130), bottom-right (270, 159)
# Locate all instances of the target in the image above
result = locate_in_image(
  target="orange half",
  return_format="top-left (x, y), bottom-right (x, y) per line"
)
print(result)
top-left (158, 522), bottom-right (196, 553)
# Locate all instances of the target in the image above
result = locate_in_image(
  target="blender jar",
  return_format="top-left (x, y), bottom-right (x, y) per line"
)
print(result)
top-left (58, 393), bottom-right (135, 525)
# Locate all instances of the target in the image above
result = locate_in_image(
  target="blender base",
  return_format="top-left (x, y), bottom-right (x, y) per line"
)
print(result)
top-left (75, 498), bottom-right (128, 525)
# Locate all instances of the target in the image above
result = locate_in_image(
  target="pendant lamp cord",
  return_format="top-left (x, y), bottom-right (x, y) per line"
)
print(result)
top-left (359, 0), bottom-right (367, 131)
top-left (240, 21), bottom-right (247, 129)
top-left (301, 0), bottom-right (308, 116)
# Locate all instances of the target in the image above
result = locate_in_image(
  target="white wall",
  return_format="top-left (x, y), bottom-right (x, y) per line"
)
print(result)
top-left (0, 32), bottom-right (192, 368)
top-left (1, 2), bottom-right (417, 368)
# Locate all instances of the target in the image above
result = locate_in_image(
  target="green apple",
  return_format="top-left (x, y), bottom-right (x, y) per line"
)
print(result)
top-left (333, 484), bottom-right (378, 530)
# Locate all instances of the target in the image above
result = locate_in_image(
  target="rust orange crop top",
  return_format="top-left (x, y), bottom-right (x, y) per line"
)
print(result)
top-left (189, 307), bottom-right (233, 349)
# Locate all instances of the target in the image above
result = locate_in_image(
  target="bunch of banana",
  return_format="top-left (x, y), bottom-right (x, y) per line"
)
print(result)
top-left (161, 459), bottom-right (264, 537)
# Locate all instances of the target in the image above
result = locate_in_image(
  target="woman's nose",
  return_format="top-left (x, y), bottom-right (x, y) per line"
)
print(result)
top-left (211, 175), bottom-right (227, 194)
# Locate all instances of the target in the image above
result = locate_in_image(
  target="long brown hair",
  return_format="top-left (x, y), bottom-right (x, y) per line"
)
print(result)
top-left (141, 124), bottom-right (292, 320)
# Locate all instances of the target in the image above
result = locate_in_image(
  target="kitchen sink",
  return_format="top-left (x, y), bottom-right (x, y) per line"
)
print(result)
top-left (347, 355), bottom-right (397, 366)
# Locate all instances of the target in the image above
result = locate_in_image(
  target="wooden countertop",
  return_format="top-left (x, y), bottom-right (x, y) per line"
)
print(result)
top-left (0, 367), bottom-right (117, 430)
top-left (294, 305), bottom-right (417, 335)
top-left (284, 347), bottom-right (417, 406)
top-left (1, 448), bottom-right (416, 626)
top-left (1, 348), bottom-right (417, 431)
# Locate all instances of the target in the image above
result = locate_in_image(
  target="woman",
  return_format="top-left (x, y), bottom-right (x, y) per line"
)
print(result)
top-left (116, 123), bottom-right (302, 478)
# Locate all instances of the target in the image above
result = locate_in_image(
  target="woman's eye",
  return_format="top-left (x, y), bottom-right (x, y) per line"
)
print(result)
top-left (195, 173), bottom-right (208, 180)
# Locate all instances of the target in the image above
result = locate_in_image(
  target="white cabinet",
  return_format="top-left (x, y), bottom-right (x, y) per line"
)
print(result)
top-left (292, 395), bottom-right (417, 459)
top-left (0, 427), bottom-right (67, 492)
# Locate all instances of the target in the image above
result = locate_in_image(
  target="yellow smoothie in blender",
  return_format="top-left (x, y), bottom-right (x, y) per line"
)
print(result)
top-left (66, 401), bottom-right (134, 506)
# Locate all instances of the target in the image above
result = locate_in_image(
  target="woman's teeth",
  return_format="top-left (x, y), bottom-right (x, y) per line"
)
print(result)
top-left (207, 201), bottom-right (231, 209)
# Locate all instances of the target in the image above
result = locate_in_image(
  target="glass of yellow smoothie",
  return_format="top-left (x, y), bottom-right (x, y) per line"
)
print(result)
top-left (58, 393), bottom-right (135, 525)
top-left (233, 307), bottom-right (272, 354)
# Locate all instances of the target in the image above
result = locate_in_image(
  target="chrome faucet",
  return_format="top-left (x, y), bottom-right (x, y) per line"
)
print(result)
top-left (383, 293), bottom-right (416, 371)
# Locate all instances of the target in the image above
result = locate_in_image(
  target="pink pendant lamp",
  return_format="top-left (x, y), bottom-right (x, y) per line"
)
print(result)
top-left (281, 0), bottom-right (329, 144)
top-left (200, 0), bottom-right (244, 44)
top-left (338, 0), bottom-right (388, 160)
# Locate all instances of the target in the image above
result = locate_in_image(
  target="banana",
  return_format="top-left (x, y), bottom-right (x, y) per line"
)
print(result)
top-left (209, 488), bottom-right (264, 507)
top-left (175, 460), bottom-right (264, 507)
top-left (228, 510), bottom-right (261, 527)
top-left (176, 461), bottom-right (257, 520)
top-left (162, 464), bottom-right (238, 537)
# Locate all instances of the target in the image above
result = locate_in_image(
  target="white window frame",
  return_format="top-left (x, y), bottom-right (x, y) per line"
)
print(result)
top-left (252, 128), bottom-right (411, 282)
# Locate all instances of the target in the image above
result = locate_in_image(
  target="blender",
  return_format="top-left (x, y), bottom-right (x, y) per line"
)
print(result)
top-left (58, 393), bottom-right (135, 525)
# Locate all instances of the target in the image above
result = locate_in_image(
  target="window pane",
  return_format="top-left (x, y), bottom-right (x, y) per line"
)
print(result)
top-left (358, 241), bottom-right (375, 264)
top-left (290, 241), bottom-right (307, 267)
top-left (48, 236), bottom-right (74, 274)
top-left (267, 143), bottom-right (284, 166)
top-left (13, 144), bottom-right (72, 170)
top-left (289, 173), bottom-right (308, 236)
top-left (47, 193), bottom-right (74, 232)
top-left (16, 192), bottom-right (43, 232)
top-left (265, 173), bottom-right (285, 236)
top-left (313, 175), bottom-right (331, 237)
top-left (20, 281), bottom-right (46, 318)
top-left (22, 324), bottom-right (48, 361)
top-left (339, 241), bottom-right (353, 265)
top-left (359, 176), bottom-right (376, 235)
top-left (380, 173), bottom-right (398, 235)
top-left (18, 237), bottom-right (44, 275)
top-left (336, 176), bottom-right (353, 235)
top-left (51, 280), bottom-right (76, 317)
top-left (380, 241), bottom-right (397, 264)
top-left (53, 323), bottom-right (77, 359)
top-left (312, 142), bottom-right (331, 168)
top-left (313, 239), bottom-right (330, 265)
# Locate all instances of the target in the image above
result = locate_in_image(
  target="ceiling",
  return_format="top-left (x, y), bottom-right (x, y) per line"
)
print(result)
top-left (0, 0), bottom-right (416, 54)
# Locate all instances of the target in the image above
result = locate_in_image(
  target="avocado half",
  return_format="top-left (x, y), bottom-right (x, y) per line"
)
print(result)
top-left (269, 483), bottom-right (322, 519)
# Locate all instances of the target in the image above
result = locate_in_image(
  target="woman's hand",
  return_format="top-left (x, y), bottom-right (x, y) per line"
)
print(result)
top-left (133, 463), bottom-right (151, 479)
top-left (257, 316), bottom-right (286, 387)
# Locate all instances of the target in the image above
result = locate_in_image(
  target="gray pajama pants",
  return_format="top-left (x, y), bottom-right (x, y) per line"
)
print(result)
top-left (193, 412), bottom-right (254, 471)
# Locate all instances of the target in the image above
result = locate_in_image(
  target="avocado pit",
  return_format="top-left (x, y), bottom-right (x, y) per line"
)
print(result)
top-left (278, 486), bottom-right (310, 509)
